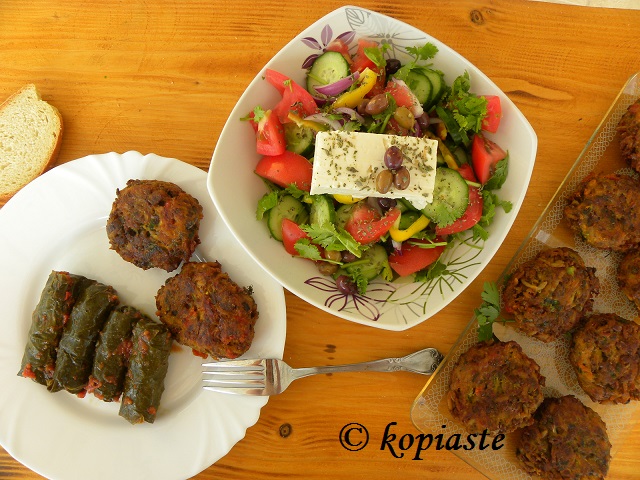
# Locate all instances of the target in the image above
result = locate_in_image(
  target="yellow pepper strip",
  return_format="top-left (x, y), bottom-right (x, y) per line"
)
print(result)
top-left (425, 131), bottom-right (458, 170)
top-left (389, 214), bottom-right (430, 242)
top-left (333, 194), bottom-right (364, 204)
top-left (287, 111), bottom-right (328, 132)
top-left (331, 67), bottom-right (378, 109)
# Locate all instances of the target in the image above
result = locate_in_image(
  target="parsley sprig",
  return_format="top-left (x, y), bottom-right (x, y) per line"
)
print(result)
top-left (475, 282), bottom-right (507, 341)
top-left (471, 156), bottom-right (512, 241)
top-left (364, 43), bottom-right (390, 69)
top-left (301, 222), bottom-right (364, 258)
top-left (392, 43), bottom-right (439, 82)
top-left (444, 71), bottom-right (488, 133)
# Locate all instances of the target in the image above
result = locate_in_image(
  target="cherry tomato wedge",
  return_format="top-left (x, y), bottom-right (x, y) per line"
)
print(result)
top-left (255, 109), bottom-right (285, 156)
top-left (389, 239), bottom-right (446, 277)
top-left (481, 95), bottom-right (502, 133)
top-left (344, 204), bottom-right (400, 245)
top-left (265, 69), bottom-right (319, 123)
top-left (281, 218), bottom-right (326, 258)
top-left (471, 133), bottom-right (507, 184)
top-left (281, 218), bottom-right (309, 255)
top-left (350, 39), bottom-right (385, 98)
top-left (383, 79), bottom-right (423, 117)
top-left (325, 38), bottom-right (352, 65)
top-left (350, 39), bottom-right (378, 74)
top-left (255, 151), bottom-right (313, 191)
top-left (436, 164), bottom-right (483, 235)
top-left (246, 110), bottom-right (259, 133)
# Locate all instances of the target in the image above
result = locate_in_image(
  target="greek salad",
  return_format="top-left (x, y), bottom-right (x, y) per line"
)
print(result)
top-left (245, 38), bottom-right (511, 294)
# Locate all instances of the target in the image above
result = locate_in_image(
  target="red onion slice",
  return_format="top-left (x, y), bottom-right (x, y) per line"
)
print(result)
top-left (334, 107), bottom-right (366, 124)
top-left (303, 113), bottom-right (343, 131)
top-left (313, 71), bottom-right (360, 96)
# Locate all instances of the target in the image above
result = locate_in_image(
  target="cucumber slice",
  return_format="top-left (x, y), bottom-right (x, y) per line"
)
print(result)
top-left (404, 71), bottom-right (432, 106)
top-left (306, 51), bottom-right (351, 97)
top-left (420, 167), bottom-right (469, 227)
top-left (423, 70), bottom-right (445, 108)
top-left (267, 195), bottom-right (309, 241)
top-left (344, 244), bottom-right (389, 281)
top-left (310, 195), bottom-right (336, 226)
top-left (284, 122), bottom-right (314, 157)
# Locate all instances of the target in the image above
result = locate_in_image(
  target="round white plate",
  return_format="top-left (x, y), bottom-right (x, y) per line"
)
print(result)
top-left (0, 151), bottom-right (286, 480)
top-left (208, 5), bottom-right (537, 331)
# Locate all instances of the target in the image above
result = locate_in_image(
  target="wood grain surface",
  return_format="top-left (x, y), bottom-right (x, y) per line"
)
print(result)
top-left (1, 1), bottom-right (639, 478)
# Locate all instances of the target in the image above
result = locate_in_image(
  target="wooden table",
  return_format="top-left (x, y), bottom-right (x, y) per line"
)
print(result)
top-left (1, 1), bottom-right (639, 478)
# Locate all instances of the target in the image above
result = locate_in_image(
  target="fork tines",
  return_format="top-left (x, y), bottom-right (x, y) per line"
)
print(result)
top-left (202, 359), bottom-right (264, 371)
top-left (202, 359), bottom-right (266, 394)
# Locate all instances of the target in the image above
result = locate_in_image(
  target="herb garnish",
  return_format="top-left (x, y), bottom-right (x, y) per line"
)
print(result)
top-left (364, 43), bottom-right (390, 69)
top-left (444, 71), bottom-right (488, 134)
top-left (256, 183), bottom-right (309, 220)
top-left (300, 222), bottom-right (364, 258)
top-left (393, 43), bottom-right (439, 83)
top-left (475, 282), bottom-right (504, 341)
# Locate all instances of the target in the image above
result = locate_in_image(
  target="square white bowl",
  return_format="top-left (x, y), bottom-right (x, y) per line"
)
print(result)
top-left (207, 5), bottom-right (537, 331)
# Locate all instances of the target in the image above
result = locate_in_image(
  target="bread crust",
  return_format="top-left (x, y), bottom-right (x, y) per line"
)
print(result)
top-left (0, 84), bottom-right (63, 203)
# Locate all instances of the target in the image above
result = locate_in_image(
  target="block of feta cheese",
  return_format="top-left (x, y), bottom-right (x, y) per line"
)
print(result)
top-left (310, 131), bottom-right (438, 209)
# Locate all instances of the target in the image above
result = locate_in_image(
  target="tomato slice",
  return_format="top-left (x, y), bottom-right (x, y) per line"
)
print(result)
top-left (471, 133), bottom-right (507, 184)
top-left (265, 69), bottom-right (319, 122)
top-left (383, 79), bottom-right (423, 117)
top-left (246, 110), bottom-right (259, 133)
top-left (281, 218), bottom-right (309, 255)
top-left (281, 218), bottom-right (326, 259)
top-left (344, 204), bottom-right (401, 245)
top-left (350, 39), bottom-right (378, 74)
top-left (389, 239), bottom-right (446, 277)
top-left (325, 38), bottom-right (352, 65)
top-left (481, 95), bottom-right (502, 133)
top-left (350, 39), bottom-right (385, 98)
top-left (436, 165), bottom-right (483, 235)
top-left (255, 109), bottom-right (286, 156)
top-left (254, 151), bottom-right (313, 191)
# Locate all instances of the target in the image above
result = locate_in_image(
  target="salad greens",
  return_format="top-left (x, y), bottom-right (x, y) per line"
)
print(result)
top-left (248, 38), bottom-right (511, 296)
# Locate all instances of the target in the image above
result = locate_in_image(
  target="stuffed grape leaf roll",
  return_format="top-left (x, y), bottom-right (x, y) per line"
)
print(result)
top-left (50, 280), bottom-right (119, 394)
top-left (119, 318), bottom-right (172, 424)
top-left (87, 305), bottom-right (143, 402)
top-left (17, 271), bottom-right (86, 387)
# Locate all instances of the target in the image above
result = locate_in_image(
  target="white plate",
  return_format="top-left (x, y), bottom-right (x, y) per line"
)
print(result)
top-left (208, 6), bottom-right (537, 331)
top-left (0, 151), bottom-right (286, 480)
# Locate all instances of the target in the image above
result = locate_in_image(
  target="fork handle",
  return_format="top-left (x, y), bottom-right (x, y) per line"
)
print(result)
top-left (289, 347), bottom-right (442, 381)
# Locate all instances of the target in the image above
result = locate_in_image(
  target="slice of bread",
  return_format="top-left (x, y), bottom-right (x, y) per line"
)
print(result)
top-left (0, 84), bottom-right (63, 203)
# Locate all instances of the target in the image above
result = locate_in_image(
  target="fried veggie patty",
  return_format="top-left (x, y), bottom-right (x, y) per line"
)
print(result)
top-left (569, 313), bottom-right (640, 404)
top-left (517, 395), bottom-right (611, 480)
top-left (618, 97), bottom-right (640, 173)
top-left (502, 247), bottom-right (599, 342)
top-left (107, 179), bottom-right (203, 272)
top-left (155, 261), bottom-right (258, 359)
top-left (564, 172), bottom-right (640, 252)
top-left (447, 340), bottom-right (545, 435)
top-left (617, 248), bottom-right (640, 311)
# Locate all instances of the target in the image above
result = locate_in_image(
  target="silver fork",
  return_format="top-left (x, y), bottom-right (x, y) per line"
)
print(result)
top-left (202, 347), bottom-right (443, 396)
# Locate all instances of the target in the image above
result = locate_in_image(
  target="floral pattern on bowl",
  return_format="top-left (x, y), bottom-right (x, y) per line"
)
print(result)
top-left (207, 6), bottom-right (537, 331)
